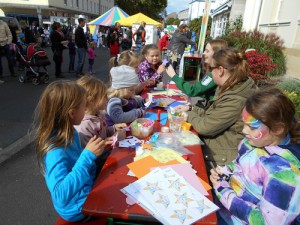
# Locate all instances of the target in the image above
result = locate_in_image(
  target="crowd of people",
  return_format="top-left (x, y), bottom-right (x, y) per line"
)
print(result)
top-left (1, 16), bottom-right (298, 224)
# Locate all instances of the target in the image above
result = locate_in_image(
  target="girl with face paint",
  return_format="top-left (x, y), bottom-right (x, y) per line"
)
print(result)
top-left (210, 88), bottom-right (300, 225)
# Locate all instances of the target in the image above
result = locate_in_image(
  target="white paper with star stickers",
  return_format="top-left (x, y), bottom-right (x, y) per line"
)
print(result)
top-left (121, 167), bottom-right (219, 225)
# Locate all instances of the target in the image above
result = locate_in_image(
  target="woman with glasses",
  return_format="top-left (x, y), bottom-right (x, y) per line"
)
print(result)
top-left (166, 39), bottom-right (228, 108)
top-left (170, 48), bottom-right (256, 166)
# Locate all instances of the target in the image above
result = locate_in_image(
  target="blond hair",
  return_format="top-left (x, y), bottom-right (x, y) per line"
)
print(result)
top-left (108, 50), bottom-right (138, 69)
top-left (76, 75), bottom-right (107, 113)
top-left (34, 80), bottom-right (86, 172)
top-left (89, 41), bottom-right (96, 48)
top-left (107, 87), bottom-right (131, 99)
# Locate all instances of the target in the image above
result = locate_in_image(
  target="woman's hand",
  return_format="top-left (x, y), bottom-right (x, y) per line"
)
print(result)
top-left (85, 136), bottom-right (106, 157)
top-left (165, 64), bottom-right (176, 78)
top-left (157, 64), bottom-right (165, 74)
top-left (114, 123), bottom-right (127, 131)
top-left (209, 166), bottom-right (223, 187)
top-left (174, 105), bottom-right (189, 112)
top-left (145, 78), bottom-right (156, 86)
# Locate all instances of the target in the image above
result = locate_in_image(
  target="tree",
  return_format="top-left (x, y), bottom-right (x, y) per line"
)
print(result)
top-left (189, 17), bottom-right (212, 38)
top-left (115, 0), bottom-right (167, 21)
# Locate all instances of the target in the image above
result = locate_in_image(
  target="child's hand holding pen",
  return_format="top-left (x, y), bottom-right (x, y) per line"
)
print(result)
top-left (209, 162), bottom-right (229, 187)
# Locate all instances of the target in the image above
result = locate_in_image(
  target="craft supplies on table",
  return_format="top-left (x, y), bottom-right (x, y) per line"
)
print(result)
top-left (131, 118), bottom-right (154, 138)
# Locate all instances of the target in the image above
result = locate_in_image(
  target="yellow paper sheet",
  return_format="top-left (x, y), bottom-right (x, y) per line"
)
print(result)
top-left (134, 147), bottom-right (188, 164)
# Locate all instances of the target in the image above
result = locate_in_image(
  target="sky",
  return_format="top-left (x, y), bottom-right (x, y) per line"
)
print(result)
top-left (166, 0), bottom-right (191, 14)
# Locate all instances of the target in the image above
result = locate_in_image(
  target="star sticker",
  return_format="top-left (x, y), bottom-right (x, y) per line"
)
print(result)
top-left (155, 193), bottom-right (170, 208)
top-left (143, 182), bottom-right (162, 194)
top-left (168, 178), bottom-right (186, 192)
top-left (196, 199), bottom-right (210, 213)
top-left (171, 54), bottom-right (178, 62)
top-left (175, 192), bottom-right (194, 207)
top-left (171, 209), bottom-right (193, 224)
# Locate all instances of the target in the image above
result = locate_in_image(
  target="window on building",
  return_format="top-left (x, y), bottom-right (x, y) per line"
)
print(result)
top-left (86, 0), bottom-right (88, 11)
top-left (82, 0), bottom-right (84, 9)
top-left (90, 2), bottom-right (92, 12)
top-left (71, 0), bottom-right (73, 7)
top-left (94, 3), bottom-right (96, 12)
top-left (64, 0), bottom-right (67, 5)
top-left (76, 0), bottom-right (79, 7)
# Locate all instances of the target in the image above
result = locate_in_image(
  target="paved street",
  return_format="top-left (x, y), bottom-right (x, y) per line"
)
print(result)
top-left (0, 46), bottom-right (111, 225)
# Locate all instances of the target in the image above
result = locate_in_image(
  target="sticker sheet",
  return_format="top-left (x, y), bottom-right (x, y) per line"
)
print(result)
top-left (121, 168), bottom-right (219, 225)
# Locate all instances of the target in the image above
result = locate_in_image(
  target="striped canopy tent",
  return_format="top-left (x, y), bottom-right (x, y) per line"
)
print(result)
top-left (116, 13), bottom-right (162, 28)
top-left (87, 5), bottom-right (129, 40)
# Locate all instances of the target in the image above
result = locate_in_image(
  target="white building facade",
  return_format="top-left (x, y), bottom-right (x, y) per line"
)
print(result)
top-left (188, 0), bottom-right (217, 20)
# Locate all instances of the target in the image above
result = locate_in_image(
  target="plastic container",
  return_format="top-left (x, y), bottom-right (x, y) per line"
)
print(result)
top-left (167, 109), bottom-right (186, 133)
top-left (130, 118), bottom-right (154, 138)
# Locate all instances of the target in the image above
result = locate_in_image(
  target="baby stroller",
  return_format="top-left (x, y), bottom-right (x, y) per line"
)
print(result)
top-left (16, 43), bottom-right (51, 85)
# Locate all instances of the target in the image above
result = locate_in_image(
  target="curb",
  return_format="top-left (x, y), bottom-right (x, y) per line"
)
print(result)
top-left (0, 132), bottom-right (34, 165)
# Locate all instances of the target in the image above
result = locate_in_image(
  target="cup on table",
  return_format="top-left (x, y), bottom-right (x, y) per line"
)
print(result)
top-left (168, 113), bottom-right (185, 133)
top-left (156, 82), bottom-right (164, 89)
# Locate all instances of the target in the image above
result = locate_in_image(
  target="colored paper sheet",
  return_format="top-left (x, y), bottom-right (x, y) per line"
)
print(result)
top-left (151, 163), bottom-right (209, 196)
top-left (199, 177), bottom-right (212, 191)
top-left (144, 112), bottom-right (168, 125)
top-left (127, 155), bottom-right (180, 179)
top-left (134, 147), bottom-right (189, 164)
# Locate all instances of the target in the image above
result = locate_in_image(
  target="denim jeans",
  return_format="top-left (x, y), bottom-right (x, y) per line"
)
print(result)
top-left (135, 43), bottom-right (143, 53)
top-left (76, 48), bottom-right (86, 74)
top-left (69, 54), bottom-right (75, 71)
top-left (0, 44), bottom-right (15, 76)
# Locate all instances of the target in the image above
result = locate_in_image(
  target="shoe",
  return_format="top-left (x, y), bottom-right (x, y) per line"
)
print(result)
top-left (56, 74), bottom-right (65, 78)
top-left (0, 79), bottom-right (5, 84)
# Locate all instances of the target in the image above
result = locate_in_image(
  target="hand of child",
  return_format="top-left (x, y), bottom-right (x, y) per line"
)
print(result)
top-left (209, 166), bottom-right (224, 187)
top-left (175, 105), bottom-right (189, 112)
top-left (165, 64), bottom-right (176, 78)
top-left (146, 79), bottom-right (156, 86)
top-left (114, 123), bottom-right (127, 131)
top-left (105, 136), bottom-right (114, 146)
top-left (85, 136), bottom-right (106, 157)
top-left (157, 64), bottom-right (166, 75)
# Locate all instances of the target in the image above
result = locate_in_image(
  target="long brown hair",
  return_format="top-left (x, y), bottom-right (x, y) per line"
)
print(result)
top-left (212, 47), bottom-right (249, 93)
top-left (34, 80), bottom-right (86, 172)
top-left (245, 88), bottom-right (300, 144)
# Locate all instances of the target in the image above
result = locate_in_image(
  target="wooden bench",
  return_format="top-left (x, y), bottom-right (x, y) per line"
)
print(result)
top-left (55, 216), bottom-right (107, 225)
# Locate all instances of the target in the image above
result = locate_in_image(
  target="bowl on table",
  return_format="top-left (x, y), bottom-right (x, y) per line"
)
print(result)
top-left (130, 118), bottom-right (154, 138)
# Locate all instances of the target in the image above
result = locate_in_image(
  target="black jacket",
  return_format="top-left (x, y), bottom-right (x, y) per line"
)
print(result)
top-left (75, 26), bottom-right (87, 49)
top-left (168, 30), bottom-right (195, 56)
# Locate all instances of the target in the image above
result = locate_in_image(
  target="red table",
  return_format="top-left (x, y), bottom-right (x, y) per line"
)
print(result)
top-left (82, 120), bottom-right (217, 224)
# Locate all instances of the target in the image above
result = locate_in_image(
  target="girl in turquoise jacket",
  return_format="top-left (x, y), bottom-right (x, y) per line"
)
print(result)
top-left (35, 81), bottom-right (112, 222)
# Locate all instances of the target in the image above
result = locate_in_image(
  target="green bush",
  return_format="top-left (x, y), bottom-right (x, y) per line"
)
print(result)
top-left (276, 79), bottom-right (300, 118)
top-left (220, 30), bottom-right (286, 77)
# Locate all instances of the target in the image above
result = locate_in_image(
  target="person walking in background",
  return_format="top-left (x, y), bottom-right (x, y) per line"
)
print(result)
top-left (75, 18), bottom-right (88, 77)
top-left (19, 20), bottom-right (36, 44)
top-left (50, 22), bottom-right (67, 78)
top-left (132, 21), bottom-right (146, 53)
top-left (67, 35), bottom-right (76, 73)
top-left (7, 20), bottom-right (17, 44)
top-left (107, 22), bottom-right (122, 57)
top-left (0, 19), bottom-right (16, 83)
top-left (87, 41), bottom-right (96, 74)
top-left (96, 29), bottom-right (103, 48)
top-left (167, 24), bottom-right (196, 69)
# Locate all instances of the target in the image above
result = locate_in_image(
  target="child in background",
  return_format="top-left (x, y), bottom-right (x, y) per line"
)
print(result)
top-left (35, 80), bottom-right (112, 222)
top-left (87, 41), bottom-right (96, 74)
top-left (210, 88), bottom-right (300, 225)
top-left (108, 50), bottom-right (155, 94)
top-left (74, 75), bottom-right (126, 147)
top-left (67, 35), bottom-right (76, 73)
top-left (138, 44), bottom-right (165, 87)
top-left (106, 54), bottom-right (148, 125)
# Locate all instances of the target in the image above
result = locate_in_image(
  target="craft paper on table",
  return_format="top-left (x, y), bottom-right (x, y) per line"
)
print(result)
top-left (127, 155), bottom-right (180, 179)
top-left (165, 101), bottom-right (189, 110)
top-left (144, 112), bottom-right (168, 125)
top-left (198, 177), bottom-right (212, 191)
top-left (119, 136), bottom-right (142, 148)
top-left (151, 163), bottom-right (209, 196)
top-left (121, 167), bottom-right (219, 225)
top-left (134, 147), bottom-right (189, 164)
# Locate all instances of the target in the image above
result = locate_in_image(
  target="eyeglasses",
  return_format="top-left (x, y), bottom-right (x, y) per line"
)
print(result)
top-left (208, 65), bottom-right (219, 71)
